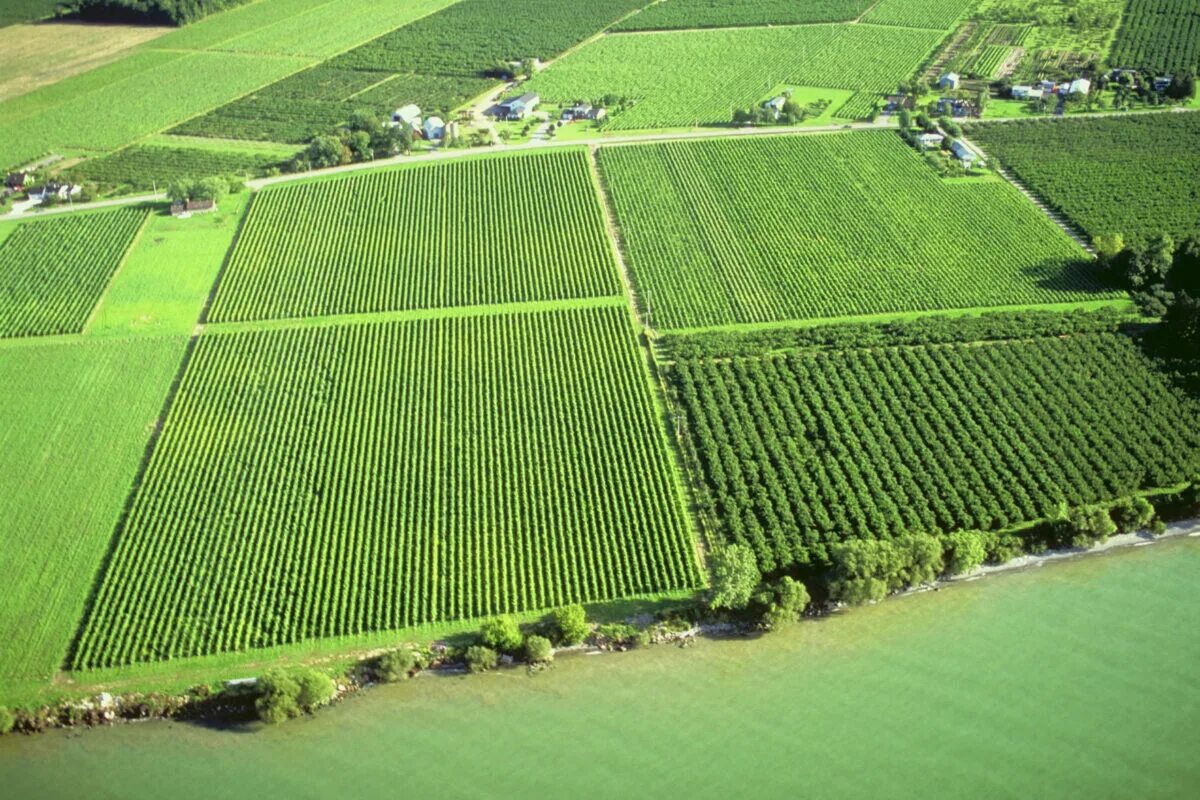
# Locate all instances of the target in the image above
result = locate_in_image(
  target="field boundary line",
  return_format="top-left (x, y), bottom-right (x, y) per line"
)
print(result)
top-left (196, 192), bottom-right (256, 326)
top-left (203, 295), bottom-right (628, 334)
top-left (81, 208), bottom-right (153, 335)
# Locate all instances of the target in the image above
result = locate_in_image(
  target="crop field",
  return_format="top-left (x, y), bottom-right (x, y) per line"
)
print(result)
top-left (668, 327), bottom-right (1200, 571)
top-left (598, 132), bottom-right (1115, 330)
top-left (612, 0), bottom-right (874, 30)
top-left (967, 114), bottom-right (1200, 245)
top-left (178, 0), bottom-right (648, 142)
top-left (210, 150), bottom-right (619, 323)
top-left (860, 0), bottom-right (976, 30)
top-left (524, 24), bottom-right (942, 130)
top-left (1110, 0), bottom-right (1200, 74)
top-left (833, 92), bottom-right (882, 120)
top-left (0, 208), bottom-right (147, 339)
top-left (70, 306), bottom-right (700, 668)
top-left (0, 336), bottom-right (186, 692)
top-left (67, 145), bottom-right (286, 192)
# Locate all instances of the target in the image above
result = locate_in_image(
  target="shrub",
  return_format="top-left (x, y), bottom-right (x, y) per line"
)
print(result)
top-left (524, 635), bottom-right (554, 664)
top-left (480, 616), bottom-right (523, 653)
top-left (254, 667), bottom-right (334, 724)
top-left (295, 668), bottom-right (335, 709)
top-left (1111, 496), bottom-right (1155, 534)
top-left (757, 576), bottom-right (810, 630)
top-left (551, 604), bottom-right (589, 645)
top-left (1065, 504), bottom-right (1118, 548)
top-left (374, 647), bottom-right (420, 682)
top-left (828, 534), bottom-right (945, 605)
top-left (595, 623), bottom-right (648, 648)
top-left (465, 645), bottom-right (499, 673)
top-left (944, 530), bottom-right (987, 575)
top-left (0, 706), bottom-right (14, 735)
top-left (708, 543), bottom-right (760, 610)
top-left (980, 531), bottom-right (1025, 564)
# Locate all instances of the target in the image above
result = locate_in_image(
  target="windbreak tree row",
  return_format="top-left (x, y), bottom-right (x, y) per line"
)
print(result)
top-left (209, 149), bottom-right (620, 323)
top-left (71, 306), bottom-right (700, 669)
top-left (668, 330), bottom-right (1200, 572)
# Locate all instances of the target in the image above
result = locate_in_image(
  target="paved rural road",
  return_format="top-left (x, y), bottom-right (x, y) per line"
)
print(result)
top-left (1, 190), bottom-right (164, 220)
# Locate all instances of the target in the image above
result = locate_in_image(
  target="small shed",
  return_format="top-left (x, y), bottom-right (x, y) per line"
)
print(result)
top-left (762, 95), bottom-right (787, 119)
top-left (1038, 79), bottom-right (1056, 93)
top-left (938, 72), bottom-right (960, 90)
top-left (1011, 85), bottom-right (1043, 100)
top-left (4, 172), bottom-right (27, 192)
top-left (950, 139), bottom-right (983, 168)
top-left (562, 102), bottom-right (593, 121)
top-left (423, 116), bottom-right (445, 140)
top-left (1065, 78), bottom-right (1091, 96)
top-left (391, 104), bottom-right (422, 129)
top-left (1153, 76), bottom-right (1172, 92)
top-left (918, 132), bottom-right (944, 150)
top-left (885, 94), bottom-right (914, 111)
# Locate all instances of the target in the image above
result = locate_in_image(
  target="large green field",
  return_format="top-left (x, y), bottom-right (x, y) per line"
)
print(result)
top-left (210, 150), bottom-right (620, 323)
top-left (667, 321), bottom-right (1200, 571)
top-left (612, 0), bottom-right (874, 30)
top-left (0, 336), bottom-right (186, 697)
top-left (72, 306), bottom-right (699, 669)
top-left (523, 23), bottom-right (943, 130)
top-left (0, 208), bottom-right (147, 339)
top-left (966, 114), bottom-right (1200, 245)
top-left (1109, 0), bottom-right (1200, 74)
top-left (598, 131), bottom-right (1116, 330)
top-left (861, 0), bottom-right (976, 30)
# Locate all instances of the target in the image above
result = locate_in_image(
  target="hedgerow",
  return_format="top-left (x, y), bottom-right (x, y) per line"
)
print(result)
top-left (209, 149), bottom-right (620, 322)
top-left (0, 208), bottom-right (147, 338)
top-left (598, 131), bottom-right (1117, 329)
top-left (70, 307), bottom-right (700, 669)
top-left (667, 328), bottom-right (1200, 572)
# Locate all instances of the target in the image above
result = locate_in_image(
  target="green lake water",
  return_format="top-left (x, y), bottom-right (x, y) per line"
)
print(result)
top-left (2, 539), bottom-right (1199, 798)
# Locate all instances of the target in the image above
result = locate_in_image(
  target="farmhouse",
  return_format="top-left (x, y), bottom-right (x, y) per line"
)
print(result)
top-left (950, 139), bottom-right (984, 168)
top-left (917, 132), bottom-right (944, 149)
top-left (423, 116), bottom-right (445, 140)
top-left (391, 104), bottom-right (421, 129)
top-left (1039, 79), bottom-right (1057, 93)
top-left (28, 181), bottom-right (80, 203)
top-left (489, 92), bottom-right (540, 120)
top-left (762, 95), bottom-right (787, 119)
top-left (936, 97), bottom-right (977, 118)
top-left (1153, 76), bottom-right (1172, 92)
top-left (561, 102), bottom-right (592, 121)
top-left (938, 72), bottom-right (960, 90)
top-left (1010, 85), bottom-right (1043, 100)
top-left (1063, 78), bottom-right (1091, 96)
top-left (885, 94), bottom-right (915, 111)
top-left (4, 172), bottom-right (28, 192)
top-left (170, 198), bottom-right (217, 216)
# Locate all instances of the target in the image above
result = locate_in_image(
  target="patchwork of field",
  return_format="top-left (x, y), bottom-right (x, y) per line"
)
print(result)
top-left (1110, 0), bottom-right (1200, 74)
top-left (0, 208), bottom-right (147, 339)
top-left (612, 0), bottom-right (874, 30)
top-left (71, 306), bottom-right (700, 668)
top-left (598, 131), bottom-right (1115, 330)
top-left (967, 114), bottom-right (1200, 245)
top-left (524, 24), bottom-right (942, 130)
top-left (66, 144), bottom-right (289, 193)
top-left (175, 0), bottom-right (650, 143)
top-left (210, 150), bottom-right (620, 323)
top-left (0, 336), bottom-right (186, 694)
top-left (667, 325), bottom-right (1200, 571)
top-left (860, 0), bottom-right (976, 30)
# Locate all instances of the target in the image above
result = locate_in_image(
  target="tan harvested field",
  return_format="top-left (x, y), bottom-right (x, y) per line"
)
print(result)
top-left (0, 21), bottom-right (173, 102)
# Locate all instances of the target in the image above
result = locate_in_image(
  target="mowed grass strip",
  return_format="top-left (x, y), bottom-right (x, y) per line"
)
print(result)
top-left (71, 306), bottom-right (699, 669)
top-left (209, 150), bottom-right (621, 323)
top-left (524, 23), bottom-right (941, 130)
top-left (0, 207), bottom-right (147, 338)
top-left (597, 131), bottom-right (1119, 330)
top-left (0, 336), bottom-right (186, 694)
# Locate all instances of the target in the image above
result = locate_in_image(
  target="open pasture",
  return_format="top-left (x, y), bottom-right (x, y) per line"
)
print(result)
top-left (71, 306), bottom-right (700, 669)
top-left (669, 325), bottom-right (1200, 571)
top-left (613, 0), bottom-right (873, 30)
top-left (597, 131), bottom-right (1115, 330)
top-left (210, 149), bottom-right (620, 323)
top-left (0, 208), bottom-right (147, 339)
top-left (524, 24), bottom-right (942, 130)
top-left (967, 114), bottom-right (1200, 245)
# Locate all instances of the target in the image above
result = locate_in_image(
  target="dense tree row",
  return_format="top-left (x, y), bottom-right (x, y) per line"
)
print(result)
top-left (0, 208), bottom-right (147, 338)
top-left (68, 0), bottom-right (249, 26)
top-left (71, 307), bottom-right (700, 668)
top-left (210, 150), bottom-right (619, 323)
top-left (598, 131), bottom-right (1115, 330)
top-left (1109, 0), bottom-right (1200, 75)
top-left (668, 330), bottom-right (1200, 572)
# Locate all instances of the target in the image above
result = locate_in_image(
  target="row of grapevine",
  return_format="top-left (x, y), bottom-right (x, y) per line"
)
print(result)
top-left (613, 0), bottom-right (873, 31)
top-left (597, 131), bottom-right (1116, 330)
top-left (524, 24), bottom-right (942, 131)
top-left (667, 331), bottom-right (1200, 572)
top-left (0, 207), bottom-right (147, 339)
top-left (966, 114), bottom-right (1200, 245)
top-left (833, 92), bottom-right (883, 121)
top-left (71, 306), bottom-right (700, 669)
top-left (1109, 0), bottom-right (1200, 75)
top-left (861, 0), bottom-right (976, 31)
top-left (67, 145), bottom-right (286, 192)
top-left (210, 149), bottom-right (620, 323)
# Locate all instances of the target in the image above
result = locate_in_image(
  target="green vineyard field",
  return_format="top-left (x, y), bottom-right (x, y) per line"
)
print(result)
top-left (598, 131), bottom-right (1116, 330)
top-left (71, 306), bottom-right (700, 668)
top-left (613, 0), bottom-right (873, 31)
top-left (860, 0), bottom-right (976, 31)
top-left (524, 24), bottom-right (942, 131)
top-left (209, 150), bottom-right (620, 323)
top-left (668, 327), bottom-right (1200, 572)
top-left (68, 145), bottom-right (286, 192)
top-left (967, 114), bottom-right (1200, 245)
top-left (1110, 0), bottom-right (1200, 75)
top-left (0, 208), bottom-right (147, 339)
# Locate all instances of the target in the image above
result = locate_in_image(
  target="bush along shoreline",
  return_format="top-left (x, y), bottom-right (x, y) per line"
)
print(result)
top-left (2, 486), bottom-right (1197, 736)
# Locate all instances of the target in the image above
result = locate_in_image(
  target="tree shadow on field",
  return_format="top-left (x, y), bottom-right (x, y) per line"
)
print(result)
top-left (1021, 255), bottom-right (1123, 295)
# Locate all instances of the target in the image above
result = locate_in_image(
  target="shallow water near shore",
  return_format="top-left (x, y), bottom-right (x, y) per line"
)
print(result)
top-left (3, 538), bottom-right (1199, 798)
